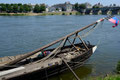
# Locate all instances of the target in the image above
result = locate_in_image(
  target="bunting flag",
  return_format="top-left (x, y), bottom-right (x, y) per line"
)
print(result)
top-left (108, 17), bottom-right (119, 28)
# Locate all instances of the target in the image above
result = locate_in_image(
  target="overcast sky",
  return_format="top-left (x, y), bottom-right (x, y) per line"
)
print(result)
top-left (0, 0), bottom-right (119, 6)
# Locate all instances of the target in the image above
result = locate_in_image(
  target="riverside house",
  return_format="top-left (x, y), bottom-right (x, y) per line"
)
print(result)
top-left (49, 2), bottom-right (73, 12)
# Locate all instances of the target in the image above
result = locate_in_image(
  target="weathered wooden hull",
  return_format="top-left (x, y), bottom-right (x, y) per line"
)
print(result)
top-left (0, 45), bottom-right (96, 80)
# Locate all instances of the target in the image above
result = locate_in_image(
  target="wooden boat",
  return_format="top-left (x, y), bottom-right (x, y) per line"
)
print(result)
top-left (0, 43), bottom-right (97, 80)
top-left (0, 16), bottom-right (111, 80)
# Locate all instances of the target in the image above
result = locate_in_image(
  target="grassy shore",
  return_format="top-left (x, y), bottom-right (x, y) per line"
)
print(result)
top-left (0, 11), bottom-right (81, 16)
top-left (86, 74), bottom-right (120, 80)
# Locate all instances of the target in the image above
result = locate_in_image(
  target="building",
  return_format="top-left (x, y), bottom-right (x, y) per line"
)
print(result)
top-left (84, 2), bottom-right (92, 8)
top-left (64, 2), bottom-right (73, 12)
top-left (93, 3), bottom-right (103, 8)
top-left (49, 2), bottom-right (73, 12)
top-left (45, 5), bottom-right (49, 12)
top-left (48, 7), bottom-right (56, 12)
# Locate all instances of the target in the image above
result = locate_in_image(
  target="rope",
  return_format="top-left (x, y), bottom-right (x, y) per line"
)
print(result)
top-left (81, 21), bottom-right (104, 38)
top-left (36, 20), bottom-right (105, 63)
top-left (96, 40), bottom-right (101, 47)
top-left (95, 21), bottom-right (104, 47)
top-left (49, 21), bottom-right (104, 59)
top-left (77, 21), bottom-right (104, 51)
top-left (36, 38), bottom-right (67, 63)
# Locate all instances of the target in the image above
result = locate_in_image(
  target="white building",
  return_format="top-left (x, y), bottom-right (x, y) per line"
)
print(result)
top-left (49, 2), bottom-right (73, 12)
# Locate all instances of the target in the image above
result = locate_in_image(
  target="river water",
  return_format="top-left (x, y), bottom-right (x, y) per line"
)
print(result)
top-left (0, 15), bottom-right (120, 79)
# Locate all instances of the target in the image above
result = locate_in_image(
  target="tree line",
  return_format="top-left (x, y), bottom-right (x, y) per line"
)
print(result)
top-left (73, 3), bottom-right (103, 11)
top-left (74, 3), bottom-right (86, 11)
top-left (0, 3), bottom-right (46, 13)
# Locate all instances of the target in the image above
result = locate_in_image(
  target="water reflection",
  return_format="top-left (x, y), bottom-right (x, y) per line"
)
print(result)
top-left (49, 64), bottom-right (93, 80)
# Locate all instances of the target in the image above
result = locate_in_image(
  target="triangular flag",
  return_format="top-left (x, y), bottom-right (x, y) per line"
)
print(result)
top-left (108, 17), bottom-right (119, 28)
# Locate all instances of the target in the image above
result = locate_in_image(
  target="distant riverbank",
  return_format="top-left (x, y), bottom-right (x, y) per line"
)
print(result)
top-left (0, 11), bottom-right (80, 16)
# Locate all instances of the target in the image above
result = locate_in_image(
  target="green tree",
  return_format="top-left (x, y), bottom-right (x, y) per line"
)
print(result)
top-left (28, 5), bottom-right (32, 12)
top-left (13, 4), bottom-right (18, 13)
top-left (6, 4), bottom-right (9, 8)
top-left (33, 4), bottom-right (40, 13)
top-left (18, 3), bottom-right (22, 6)
top-left (11, 4), bottom-right (14, 6)
top-left (0, 3), bottom-right (2, 6)
top-left (7, 4), bottom-right (13, 13)
top-left (23, 4), bottom-right (29, 13)
top-left (39, 4), bottom-right (46, 12)
top-left (19, 5), bottom-right (24, 13)
top-left (116, 61), bottom-right (120, 73)
top-left (74, 3), bottom-right (79, 10)
top-left (1, 4), bottom-right (7, 12)
top-left (79, 4), bottom-right (86, 9)
top-left (92, 6), bottom-right (99, 9)
top-left (56, 8), bottom-right (59, 11)
top-left (62, 7), bottom-right (65, 11)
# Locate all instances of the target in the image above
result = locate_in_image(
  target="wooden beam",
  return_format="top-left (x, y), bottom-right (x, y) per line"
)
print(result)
top-left (37, 37), bottom-right (68, 63)
top-left (72, 33), bottom-right (78, 44)
top-left (61, 58), bottom-right (80, 80)
top-left (67, 38), bottom-right (82, 54)
top-left (77, 35), bottom-right (89, 50)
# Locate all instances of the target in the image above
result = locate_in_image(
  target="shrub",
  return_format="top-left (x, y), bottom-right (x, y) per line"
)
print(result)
top-left (62, 13), bottom-right (65, 15)
top-left (76, 12), bottom-right (81, 15)
top-left (116, 61), bottom-right (120, 74)
top-left (70, 13), bottom-right (72, 15)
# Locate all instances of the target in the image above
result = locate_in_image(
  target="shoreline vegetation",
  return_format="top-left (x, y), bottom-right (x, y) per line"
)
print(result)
top-left (88, 60), bottom-right (120, 80)
top-left (87, 74), bottom-right (120, 80)
top-left (0, 11), bottom-right (80, 16)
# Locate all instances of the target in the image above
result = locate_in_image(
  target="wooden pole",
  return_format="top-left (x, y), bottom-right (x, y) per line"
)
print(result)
top-left (62, 37), bottom-right (68, 48)
top-left (72, 33), bottom-right (78, 44)
top-left (61, 58), bottom-right (80, 80)
top-left (67, 38), bottom-right (82, 54)
top-left (77, 35), bottom-right (89, 50)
